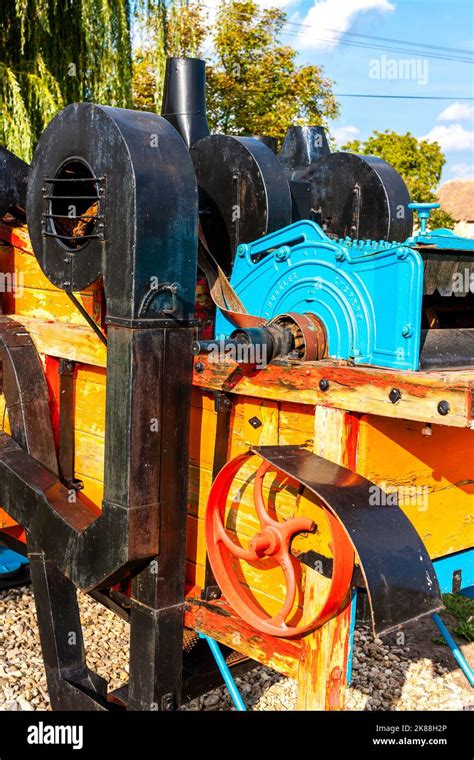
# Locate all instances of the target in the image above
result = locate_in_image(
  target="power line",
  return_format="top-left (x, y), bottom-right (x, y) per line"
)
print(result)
top-left (282, 21), bottom-right (474, 57)
top-left (336, 93), bottom-right (474, 100)
top-left (200, 3), bottom-right (474, 63)
top-left (277, 26), bottom-right (474, 64)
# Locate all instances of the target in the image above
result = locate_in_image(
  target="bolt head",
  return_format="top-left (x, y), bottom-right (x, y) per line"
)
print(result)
top-left (437, 400), bottom-right (450, 416)
top-left (389, 388), bottom-right (402, 404)
top-left (319, 378), bottom-right (330, 392)
top-left (275, 246), bottom-right (289, 261)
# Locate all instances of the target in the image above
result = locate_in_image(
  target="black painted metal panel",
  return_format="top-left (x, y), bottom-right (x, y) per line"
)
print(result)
top-left (253, 445), bottom-right (443, 635)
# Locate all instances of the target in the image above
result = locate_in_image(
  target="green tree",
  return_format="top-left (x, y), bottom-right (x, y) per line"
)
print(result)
top-left (1, 1), bottom-right (133, 162)
top-left (343, 130), bottom-right (454, 230)
top-left (206, 0), bottom-right (338, 141)
top-left (133, 1), bottom-right (206, 112)
top-left (132, 0), bottom-right (338, 143)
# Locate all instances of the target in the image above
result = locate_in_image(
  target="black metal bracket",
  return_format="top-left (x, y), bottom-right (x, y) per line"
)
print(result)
top-left (58, 358), bottom-right (83, 491)
top-left (252, 445), bottom-right (443, 636)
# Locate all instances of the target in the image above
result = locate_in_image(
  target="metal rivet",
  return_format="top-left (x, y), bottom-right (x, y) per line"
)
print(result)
top-left (437, 400), bottom-right (450, 416)
top-left (194, 361), bottom-right (204, 373)
top-left (319, 378), bottom-right (330, 392)
top-left (389, 388), bottom-right (401, 404)
top-left (248, 416), bottom-right (262, 429)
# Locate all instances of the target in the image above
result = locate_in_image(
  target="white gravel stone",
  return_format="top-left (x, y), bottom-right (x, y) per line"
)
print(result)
top-left (1, 586), bottom-right (473, 712)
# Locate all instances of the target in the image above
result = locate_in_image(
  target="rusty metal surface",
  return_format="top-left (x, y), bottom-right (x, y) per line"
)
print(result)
top-left (269, 312), bottom-right (328, 361)
top-left (252, 445), bottom-right (443, 635)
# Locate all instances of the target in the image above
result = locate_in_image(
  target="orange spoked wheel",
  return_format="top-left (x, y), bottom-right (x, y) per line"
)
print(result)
top-left (205, 452), bottom-right (355, 638)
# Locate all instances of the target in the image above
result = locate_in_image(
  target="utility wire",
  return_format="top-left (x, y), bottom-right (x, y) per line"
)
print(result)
top-left (336, 93), bottom-right (474, 100)
top-left (201, 3), bottom-right (474, 63)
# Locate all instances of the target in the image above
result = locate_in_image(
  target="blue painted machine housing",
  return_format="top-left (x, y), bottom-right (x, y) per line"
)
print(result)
top-left (214, 220), bottom-right (424, 370)
top-left (407, 227), bottom-right (474, 252)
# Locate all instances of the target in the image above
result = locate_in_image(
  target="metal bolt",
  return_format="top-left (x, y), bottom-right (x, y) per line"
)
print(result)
top-left (319, 378), bottom-right (330, 392)
top-left (401, 324), bottom-right (413, 338)
top-left (162, 693), bottom-right (176, 711)
top-left (389, 388), bottom-right (401, 404)
top-left (237, 244), bottom-right (247, 258)
top-left (437, 400), bottom-right (450, 416)
top-left (194, 361), bottom-right (204, 373)
top-left (248, 416), bottom-right (262, 429)
top-left (275, 246), bottom-right (290, 261)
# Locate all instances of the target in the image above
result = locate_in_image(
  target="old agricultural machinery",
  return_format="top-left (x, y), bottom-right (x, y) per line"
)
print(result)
top-left (0, 57), bottom-right (473, 710)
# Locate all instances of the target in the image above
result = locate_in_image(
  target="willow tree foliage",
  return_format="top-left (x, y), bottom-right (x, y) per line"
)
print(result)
top-left (133, 1), bottom-right (205, 112)
top-left (1, 1), bottom-right (133, 162)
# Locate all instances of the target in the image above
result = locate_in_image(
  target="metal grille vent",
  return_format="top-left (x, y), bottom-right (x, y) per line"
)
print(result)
top-left (42, 158), bottom-right (104, 250)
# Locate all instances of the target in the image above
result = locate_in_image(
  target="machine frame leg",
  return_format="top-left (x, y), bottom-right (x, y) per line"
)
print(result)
top-left (28, 541), bottom-right (109, 711)
top-left (296, 406), bottom-right (356, 710)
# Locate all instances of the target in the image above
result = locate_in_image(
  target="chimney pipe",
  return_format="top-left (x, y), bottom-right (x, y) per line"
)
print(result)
top-left (161, 57), bottom-right (210, 148)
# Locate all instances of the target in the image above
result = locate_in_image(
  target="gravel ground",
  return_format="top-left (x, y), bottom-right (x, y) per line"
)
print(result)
top-left (0, 585), bottom-right (472, 711)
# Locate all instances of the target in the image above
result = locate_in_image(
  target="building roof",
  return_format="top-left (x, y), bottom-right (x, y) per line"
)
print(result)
top-left (437, 179), bottom-right (474, 222)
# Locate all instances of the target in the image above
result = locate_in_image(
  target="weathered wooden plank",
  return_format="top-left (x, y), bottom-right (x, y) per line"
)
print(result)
top-left (0, 224), bottom-right (33, 255)
top-left (296, 406), bottom-right (354, 710)
top-left (185, 588), bottom-right (301, 679)
top-left (12, 316), bottom-right (107, 367)
top-left (193, 357), bottom-right (474, 428)
top-left (356, 415), bottom-right (474, 559)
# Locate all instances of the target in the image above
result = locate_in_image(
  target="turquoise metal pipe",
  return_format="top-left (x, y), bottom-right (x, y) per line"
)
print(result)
top-left (198, 633), bottom-right (247, 711)
top-left (432, 613), bottom-right (474, 688)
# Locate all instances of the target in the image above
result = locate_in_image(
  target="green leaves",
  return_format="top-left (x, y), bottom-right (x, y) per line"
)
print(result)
top-left (1, 1), bottom-right (133, 162)
top-left (205, 0), bottom-right (338, 142)
top-left (343, 130), bottom-right (455, 230)
top-left (131, 0), bottom-right (338, 144)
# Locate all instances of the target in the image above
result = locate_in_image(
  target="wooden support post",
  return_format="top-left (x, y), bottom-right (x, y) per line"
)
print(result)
top-left (296, 406), bottom-right (355, 710)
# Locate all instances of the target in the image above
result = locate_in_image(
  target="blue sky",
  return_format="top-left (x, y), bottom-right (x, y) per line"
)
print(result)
top-left (202, 0), bottom-right (474, 185)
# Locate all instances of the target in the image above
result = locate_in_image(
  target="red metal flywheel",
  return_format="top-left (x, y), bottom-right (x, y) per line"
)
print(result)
top-left (205, 452), bottom-right (354, 638)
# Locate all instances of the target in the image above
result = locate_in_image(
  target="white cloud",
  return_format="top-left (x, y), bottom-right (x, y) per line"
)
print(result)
top-left (331, 124), bottom-right (360, 145)
top-left (296, 0), bottom-right (395, 52)
top-left (421, 123), bottom-right (474, 152)
top-left (437, 102), bottom-right (474, 123)
top-left (450, 162), bottom-right (474, 179)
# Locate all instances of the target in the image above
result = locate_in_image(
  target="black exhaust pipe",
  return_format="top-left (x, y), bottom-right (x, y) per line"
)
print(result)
top-left (161, 57), bottom-right (210, 147)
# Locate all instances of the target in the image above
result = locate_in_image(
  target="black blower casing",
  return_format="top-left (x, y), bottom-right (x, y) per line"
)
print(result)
top-left (0, 147), bottom-right (29, 220)
top-left (278, 126), bottom-right (413, 242)
top-left (191, 135), bottom-right (292, 274)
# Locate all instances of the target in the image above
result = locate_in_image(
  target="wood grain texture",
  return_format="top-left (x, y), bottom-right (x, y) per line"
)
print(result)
top-left (296, 406), bottom-right (353, 711)
top-left (193, 357), bottom-right (474, 428)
